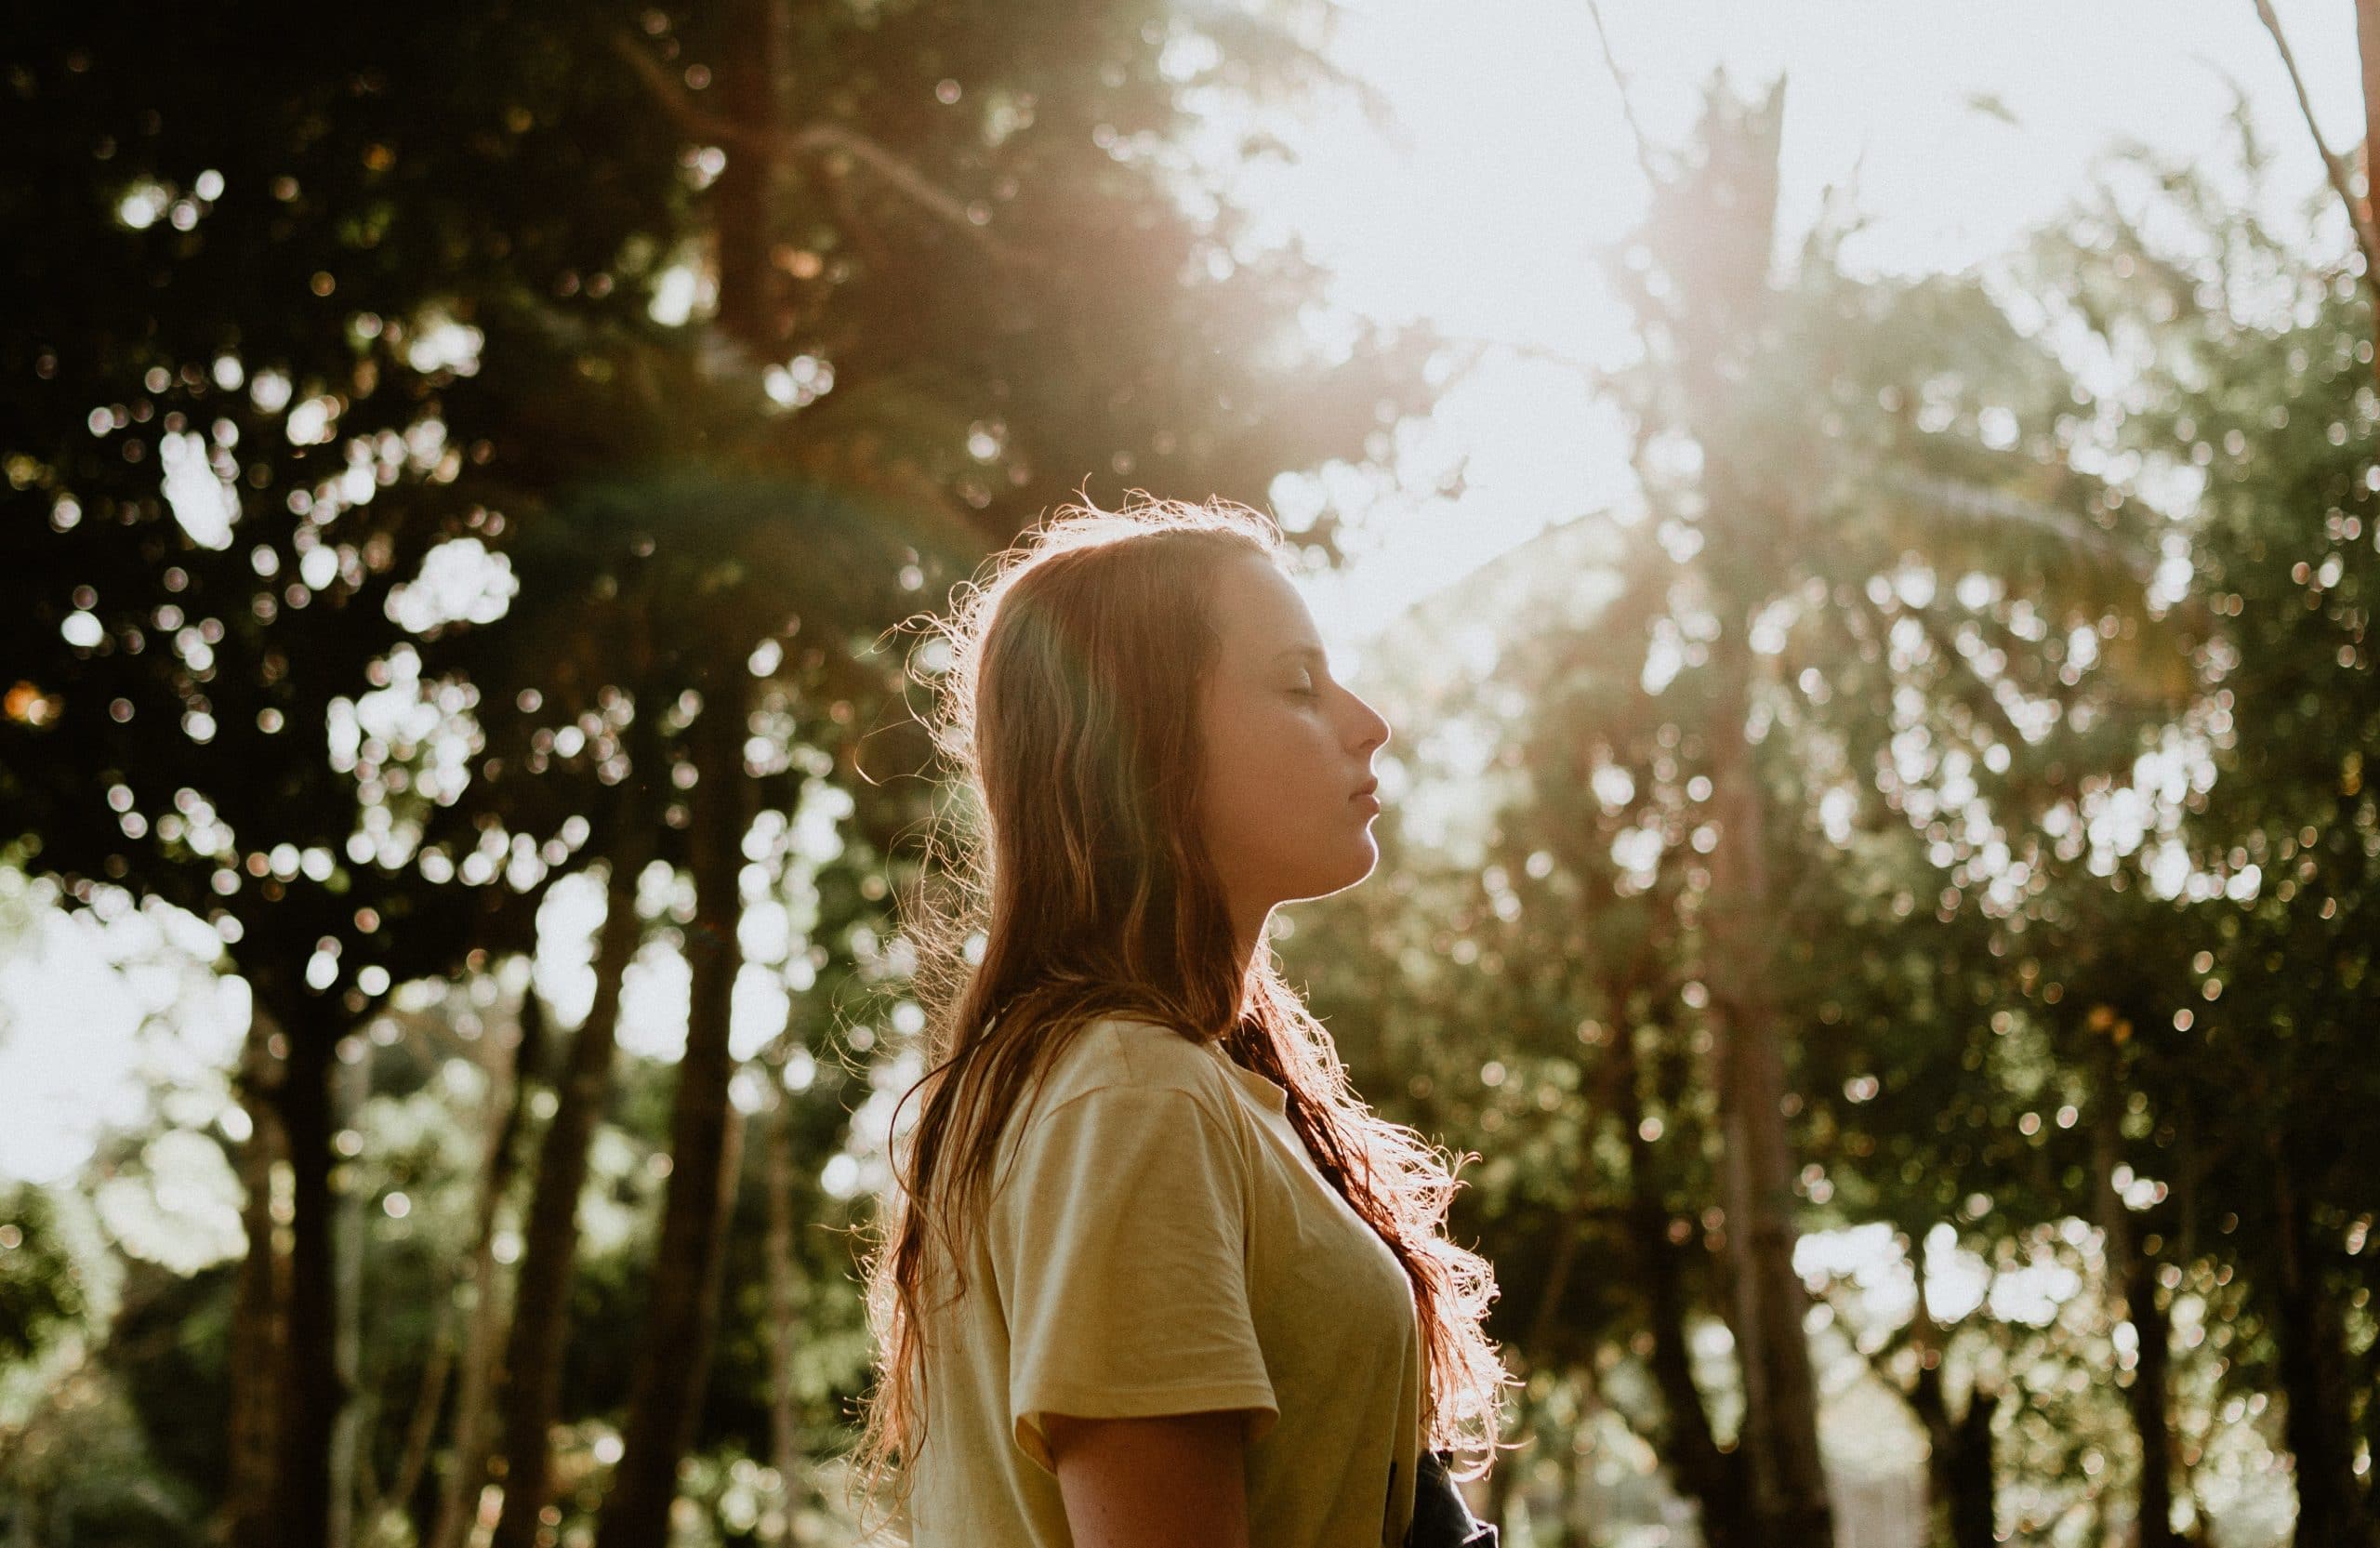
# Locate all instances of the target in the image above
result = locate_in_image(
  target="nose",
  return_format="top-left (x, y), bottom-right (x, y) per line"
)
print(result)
top-left (1343, 688), bottom-right (1390, 756)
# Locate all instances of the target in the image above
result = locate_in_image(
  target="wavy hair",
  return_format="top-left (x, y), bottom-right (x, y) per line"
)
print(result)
top-left (843, 495), bottom-right (1513, 1537)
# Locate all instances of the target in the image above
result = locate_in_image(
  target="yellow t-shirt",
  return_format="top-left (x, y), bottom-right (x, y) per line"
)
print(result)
top-left (905, 1016), bottom-right (1424, 1547)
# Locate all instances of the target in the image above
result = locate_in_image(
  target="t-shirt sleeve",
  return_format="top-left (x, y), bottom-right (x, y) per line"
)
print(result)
top-left (988, 1081), bottom-right (1279, 1473)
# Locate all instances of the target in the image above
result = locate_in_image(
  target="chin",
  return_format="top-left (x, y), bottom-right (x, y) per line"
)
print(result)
top-left (1296, 837), bottom-right (1380, 902)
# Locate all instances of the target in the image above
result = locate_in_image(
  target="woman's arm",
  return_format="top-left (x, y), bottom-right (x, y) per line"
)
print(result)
top-left (1043, 1409), bottom-right (1253, 1548)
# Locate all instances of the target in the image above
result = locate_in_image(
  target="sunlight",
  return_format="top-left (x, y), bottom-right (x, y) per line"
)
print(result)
top-left (6, 6), bottom-right (2373, 1538)
top-left (0, 876), bottom-right (246, 1186)
top-left (1239, 0), bottom-right (2365, 647)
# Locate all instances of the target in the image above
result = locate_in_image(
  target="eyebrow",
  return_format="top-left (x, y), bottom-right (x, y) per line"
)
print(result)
top-left (1272, 645), bottom-right (1327, 665)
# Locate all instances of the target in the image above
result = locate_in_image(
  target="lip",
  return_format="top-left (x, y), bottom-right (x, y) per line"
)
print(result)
top-left (1351, 778), bottom-right (1381, 814)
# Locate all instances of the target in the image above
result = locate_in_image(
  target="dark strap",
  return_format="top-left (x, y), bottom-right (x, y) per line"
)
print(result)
top-left (1405, 1449), bottom-right (1499, 1548)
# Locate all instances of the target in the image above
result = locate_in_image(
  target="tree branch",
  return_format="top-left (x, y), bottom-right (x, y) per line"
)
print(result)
top-left (1584, 0), bottom-right (1662, 194)
top-left (610, 31), bottom-right (744, 144)
top-left (2249, 0), bottom-right (2380, 303)
top-left (787, 122), bottom-right (1018, 258)
top-left (608, 32), bottom-right (1032, 267)
top-left (1910, 603), bottom-right (2039, 754)
top-left (1880, 471), bottom-right (2157, 586)
top-left (1525, 1200), bottom-right (1635, 1356)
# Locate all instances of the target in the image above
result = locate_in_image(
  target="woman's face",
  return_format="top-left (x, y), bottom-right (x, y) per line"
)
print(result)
top-left (1196, 552), bottom-right (1392, 938)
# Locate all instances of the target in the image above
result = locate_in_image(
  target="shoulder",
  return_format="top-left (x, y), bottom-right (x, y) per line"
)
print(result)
top-left (986, 1017), bottom-right (1252, 1224)
top-left (1031, 1015), bottom-right (1236, 1114)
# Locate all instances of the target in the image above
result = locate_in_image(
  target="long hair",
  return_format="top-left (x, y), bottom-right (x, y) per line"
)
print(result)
top-left (843, 495), bottom-right (1514, 1537)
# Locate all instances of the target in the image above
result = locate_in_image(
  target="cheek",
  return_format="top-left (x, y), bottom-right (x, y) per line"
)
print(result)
top-left (1204, 709), bottom-right (1289, 814)
top-left (1202, 708), bottom-right (1345, 848)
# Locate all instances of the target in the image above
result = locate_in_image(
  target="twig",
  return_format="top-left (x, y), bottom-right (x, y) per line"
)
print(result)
top-left (1584, 0), bottom-right (1662, 193)
top-left (789, 122), bottom-right (1013, 256)
top-left (381, 1303), bottom-right (457, 1532)
top-left (1908, 602), bottom-right (2039, 753)
top-left (2248, 0), bottom-right (2380, 301)
top-left (612, 29), bottom-right (724, 140)
top-left (1883, 471), bottom-right (2156, 586)
top-left (608, 33), bottom-right (1031, 267)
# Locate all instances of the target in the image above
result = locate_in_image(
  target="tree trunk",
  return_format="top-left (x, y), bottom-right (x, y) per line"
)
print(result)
top-left (1663, 74), bottom-right (1831, 1548)
top-left (763, 1052), bottom-right (807, 1545)
top-left (492, 846), bottom-right (648, 1548)
top-left (2094, 1030), bottom-right (2179, 1548)
top-left (1703, 623), bottom-right (1833, 1548)
top-left (597, 2), bottom-right (775, 1530)
top-left (1613, 1013), bottom-right (1751, 1548)
top-left (331, 1043), bottom-right (373, 1548)
top-left (218, 1009), bottom-right (289, 1548)
top-left (429, 986), bottom-right (545, 1548)
top-left (711, 0), bottom-right (788, 356)
top-left (597, 677), bottom-right (753, 1548)
top-left (1944, 1383), bottom-right (2000, 1548)
top-left (1904, 1255), bottom-right (1997, 1548)
top-left (2273, 1147), bottom-right (2373, 1548)
top-left (277, 999), bottom-right (345, 1548)
top-left (2126, 1252), bottom-right (2179, 1548)
top-left (1485, 1420), bottom-right (1521, 1543)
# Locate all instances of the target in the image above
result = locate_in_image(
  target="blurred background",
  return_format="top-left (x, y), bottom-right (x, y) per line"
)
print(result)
top-left (2, 2), bottom-right (2374, 1545)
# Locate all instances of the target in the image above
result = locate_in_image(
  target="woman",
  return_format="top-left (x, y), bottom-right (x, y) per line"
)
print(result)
top-left (849, 496), bottom-right (1513, 1546)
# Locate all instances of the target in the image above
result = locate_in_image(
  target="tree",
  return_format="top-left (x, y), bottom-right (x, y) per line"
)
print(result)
top-left (530, 3), bottom-right (1445, 1534)
top-left (0, 7), bottom-right (695, 1539)
top-left (2031, 115), bottom-right (2380, 1547)
top-left (2246, 0), bottom-right (2380, 377)
top-left (1583, 69), bottom-right (2212, 1544)
top-left (7, 2), bottom-right (1445, 1536)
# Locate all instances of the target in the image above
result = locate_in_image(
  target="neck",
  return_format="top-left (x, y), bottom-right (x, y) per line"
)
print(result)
top-left (1229, 906), bottom-right (1271, 1022)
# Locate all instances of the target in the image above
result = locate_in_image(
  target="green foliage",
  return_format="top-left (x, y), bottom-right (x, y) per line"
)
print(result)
top-left (1290, 86), bottom-right (2368, 1548)
top-left (1, 17), bottom-right (2373, 1548)
top-left (0, 1189), bottom-right (83, 1362)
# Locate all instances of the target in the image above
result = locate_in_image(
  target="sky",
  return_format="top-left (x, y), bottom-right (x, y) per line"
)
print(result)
top-left (1272, 0), bottom-right (2370, 650)
top-left (2, 1), bottom-right (2371, 1185)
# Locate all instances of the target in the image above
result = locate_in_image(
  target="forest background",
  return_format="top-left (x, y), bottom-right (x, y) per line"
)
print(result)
top-left (2, 3), bottom-right (2376, 1547)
